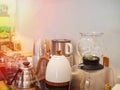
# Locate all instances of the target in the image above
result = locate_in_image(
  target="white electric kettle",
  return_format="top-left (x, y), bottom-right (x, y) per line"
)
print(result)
top-left (35, 51), bottom-right (72, 86)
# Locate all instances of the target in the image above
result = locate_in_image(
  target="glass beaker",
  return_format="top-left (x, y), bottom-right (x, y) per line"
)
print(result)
top-left (77, 32), bottom-right (104, 61)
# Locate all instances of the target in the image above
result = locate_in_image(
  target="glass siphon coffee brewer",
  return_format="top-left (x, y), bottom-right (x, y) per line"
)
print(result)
top-left (70, 32), bottom-right (115, 90)
top-left (76, 32), bottom-right (104, 70)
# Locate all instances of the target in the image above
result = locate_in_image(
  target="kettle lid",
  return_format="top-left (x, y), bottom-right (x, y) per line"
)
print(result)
top-left (20, 61), bottom-right (32, 70)
top-left (55, 50), bottom-right (62, 56)
top-left (23, 62), bottom-right (30, 67)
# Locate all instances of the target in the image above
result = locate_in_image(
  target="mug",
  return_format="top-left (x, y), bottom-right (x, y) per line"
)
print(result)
top-left (51, 39), bottom-right (73, 57)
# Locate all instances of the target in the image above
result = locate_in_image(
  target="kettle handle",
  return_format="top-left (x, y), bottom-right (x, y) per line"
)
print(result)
top-left (7, 69), bottom-right (22, 85)
top-left (65, 43), bottom-right (73, 55)
top-left (35, 56), bottom-right (49, 75)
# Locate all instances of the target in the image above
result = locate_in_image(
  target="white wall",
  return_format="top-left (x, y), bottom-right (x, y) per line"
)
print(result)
top-left (16, 0), bottom-right (120, 74)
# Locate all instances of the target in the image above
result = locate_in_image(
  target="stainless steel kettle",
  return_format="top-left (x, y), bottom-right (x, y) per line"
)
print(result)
top-left (7, 62), bottom-right (38, 89)
top-left (51, 39), bottom-right (73, 57)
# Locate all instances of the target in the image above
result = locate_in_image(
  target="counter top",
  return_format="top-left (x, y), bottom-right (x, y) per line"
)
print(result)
top-left (11, 80), bottom-right (70, 90)
top-left (0, 66), bottom-right (115, 90)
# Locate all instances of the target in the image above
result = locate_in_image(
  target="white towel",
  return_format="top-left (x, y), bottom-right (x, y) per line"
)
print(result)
top-left (112, 84), bottom-right (120, 90)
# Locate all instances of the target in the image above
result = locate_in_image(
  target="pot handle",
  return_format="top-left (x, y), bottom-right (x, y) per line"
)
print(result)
top-left (35, 56), bottom-right (49, 75)
top-left (7, 69), bottom-right (22, 85)
top-left (65, 43), bottom-right (73, 55)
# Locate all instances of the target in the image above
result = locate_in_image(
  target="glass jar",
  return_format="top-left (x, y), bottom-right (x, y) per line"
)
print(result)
top-left (70, 65), bottom-right (115, 90)
top-left (77, 32), bottom-right (104, 61)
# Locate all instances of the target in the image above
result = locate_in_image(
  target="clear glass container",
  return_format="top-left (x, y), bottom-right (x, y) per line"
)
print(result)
top-left (77, 32), bottom-right (104, 61)
top-left (70, 65), bottom-right (115, 90)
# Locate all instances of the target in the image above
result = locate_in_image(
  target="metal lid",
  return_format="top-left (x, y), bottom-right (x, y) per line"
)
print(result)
top-left (52, 39), bottom-right (71, 43)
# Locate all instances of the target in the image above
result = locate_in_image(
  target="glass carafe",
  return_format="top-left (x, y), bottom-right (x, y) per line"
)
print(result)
top-left (70, 65), bottom-right (115, 90)
top-left (77, 32), bottom-right (104, 61)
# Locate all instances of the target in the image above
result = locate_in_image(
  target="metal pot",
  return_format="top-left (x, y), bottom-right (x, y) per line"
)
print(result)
top-left (7, 62), bottom-right (36, 89)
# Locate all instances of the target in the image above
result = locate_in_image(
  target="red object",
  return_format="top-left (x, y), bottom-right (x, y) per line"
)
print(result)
top-left (0, 67), bottom-right (6, 80)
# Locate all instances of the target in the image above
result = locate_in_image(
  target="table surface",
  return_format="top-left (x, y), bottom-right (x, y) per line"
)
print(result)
top-left (0, 67), bottom-right (70, 90)
top-left (0, 66), bottom-right (115, 90)
top-left (11, 80), bottom-right (70, 90)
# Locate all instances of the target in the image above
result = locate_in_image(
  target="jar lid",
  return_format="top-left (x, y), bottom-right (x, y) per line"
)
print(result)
top-left (79, 55), bottom-right (104, 70)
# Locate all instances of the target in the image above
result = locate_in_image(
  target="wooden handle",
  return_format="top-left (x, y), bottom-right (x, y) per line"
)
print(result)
top-left (35, 56), bottom-right (49, 75)
top-left (103, 57), bottom-right (109, 67)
